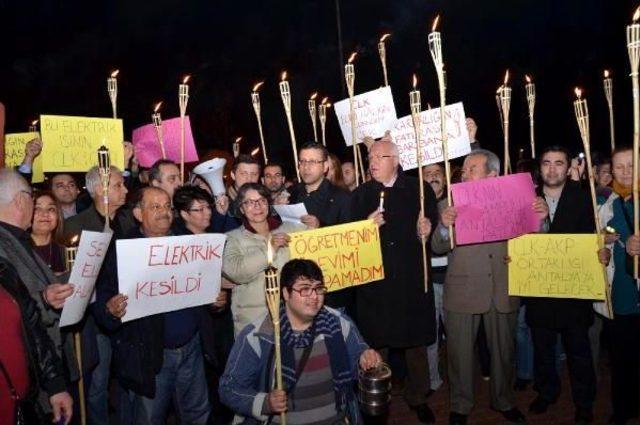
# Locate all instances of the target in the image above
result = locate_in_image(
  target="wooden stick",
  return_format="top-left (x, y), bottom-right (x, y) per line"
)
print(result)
top-left (74, 332), bottom-right (87, 425)
top-left (264, 266), bottom-right (286, 425)
top-left (411, 111), bottom-right (430, 292)
top-left (356, 144), bottom-right (366, 184)
top-left (632, 72), bottom-right (639, 279)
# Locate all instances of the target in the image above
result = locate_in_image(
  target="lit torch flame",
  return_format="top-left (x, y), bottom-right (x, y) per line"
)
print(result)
top-left (235, 137), bottom-right (242, 144)
top-left (267, 236), bottom-right (273, 265)
top-left (326, 103), bottom-right (332, 108)
top-left (69, 234), bottom-right (79, 246)
top-left (281, 71), bottom-right (287, 81)
top-left (525, 74), bottom-right (532, 84)
top-left (574, 87), bottom-right (582, 99)
top-left (604, 69), bottom-right (610, 78)
top-left (31, 119), bottom-right (38, 126)
top-left (412, 74), bottom-right (418, 90)
top-left (503, 69), bottom-right (510, 85)
top-left (310, 92), bottom-right (318, 100)
top-left (348, 52), bottom-right (357, 64)
top-left (182, 75), bottom-right (191, 84)
top-left (321, 97), bottom-right (328, 105)
top-left (252, 81), bottom-right (264, 92)
top-left (251, 147), bottom-right (260, 156)
top-left (634, 6), bottom-right (640, 22)
top-left (153, 102), bottom-right (163, 113)
top-left (431, 15), bottom-right (440, 32)
top-left (110, 69), bottom-right (120, 78)
top-left (379, 33), bottom-right (391, 43)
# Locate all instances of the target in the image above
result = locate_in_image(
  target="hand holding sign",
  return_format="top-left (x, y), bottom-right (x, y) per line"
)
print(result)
top-left (106, 294), bottom-right (128, 318)
top-left (44, 283), bottom-right (75, 309)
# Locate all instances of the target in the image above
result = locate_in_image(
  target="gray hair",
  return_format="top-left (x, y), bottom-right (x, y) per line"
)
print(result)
top-left (467, 149), bottom-right (501, 175)
top-left (0, 168), bottom-right (30, 206)
top-left (85, 166), bottom-right (123, 197)
top-left (371, 139), bottom-right (399, 156)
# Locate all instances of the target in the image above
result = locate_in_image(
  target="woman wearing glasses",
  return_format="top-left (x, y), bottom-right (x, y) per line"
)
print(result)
top-left (223, 183), bottom-right (307, 335)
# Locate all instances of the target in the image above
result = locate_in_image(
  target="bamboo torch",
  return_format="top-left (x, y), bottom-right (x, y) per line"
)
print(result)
top-left (525, 75), bottom-right (536, 159)
top-left (498, 70), bottom-right (512, 174)
top-left (179, 75), bottom-right (190, 184)
top-left (233, 137), bottom-right (242, 159)
top-left (428, 14), bottom-right (454, 248)
top-left (308, 92), bottom-right (319, 142)
top-left (65, 236), bottom-right (86, 425)
top-left (97, 145), bottom-right (111, 233)
top-left (279, 71), bottom-right (300, 181)
top-left (573, 87), bottom-right (613, 317)
top-left (409, 74), bottom-right (430, 292)
top-left (344, 52), bottom-right (361, 186)
top-left (265, 237), bottom-right (286, 425)
top-left (627, 7), bottom-right (640, 278)
top-left (603, 70), bottom-right (615, 151)
top-left (107, 70), bottom-right (119, 119)
top-left (251, 82), bottom-right (268, 164)
top-left (378, 33), bottom-right (391, 87)
top-left (28, 119), bottom-right (38, 134)
top-left (319, 97), bottom-right (329, 146)
top-left (151, 102), bottom-right (167, 159)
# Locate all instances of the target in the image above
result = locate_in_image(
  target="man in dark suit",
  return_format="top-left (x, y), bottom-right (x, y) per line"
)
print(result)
top-left (527, 146), bottom-right (610, 424)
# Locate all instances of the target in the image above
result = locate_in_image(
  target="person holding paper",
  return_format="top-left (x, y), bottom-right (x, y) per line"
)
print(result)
top-left (432, 149), bottom-right (548, 424)
top-left (219, 259), bottom-right (382, 425)
top-left (16, 137), bottom-right (42, 183)
top-left (94, 186), bottom-right (220, 425)
top-left (525, 146), bottom-right (609, 423)
top-left (351, 139), bottom-right (438, 424)
top-left (0, 169), bottom-right (78, 416)
top-left (223, 183), bottom-right (306, 335)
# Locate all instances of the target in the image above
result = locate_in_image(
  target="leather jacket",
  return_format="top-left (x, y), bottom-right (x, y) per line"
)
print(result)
top-left (0, 259), bottom-right (67, 401)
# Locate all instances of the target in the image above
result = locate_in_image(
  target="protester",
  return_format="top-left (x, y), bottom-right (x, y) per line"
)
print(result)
top-left (30, 191), bottom-right (66, 274)
top-left (342, 161), bottom-right (357, 191)
top-left (526, 146), bottom-right (608, 423)
top-left (17, 137), bottom-right (42, 183)
top-left (432, 149), bottom-right (548, 424)
top-left (49, 173), bottom-right (82, 219)
top-left (219, 259), bottom-right (382, 424)
top-left (262, 161), bottom-right (290, 205)
top-left (465, 118), bottom-right (480, 151)
top-left (223, 183), bottom-right (305, 334)
top-left (351, 139), bottom-right (438, 424)
top-left (326, 153), bottom-right (348, 190)
top-left (0, 258), bottom-right (73, 424)
top-left (227, 155), bottom-right (262, 228)
top-left (594, 155), bottom-right (613, 198)
top-left (94, 186), bottom-right (219, 425)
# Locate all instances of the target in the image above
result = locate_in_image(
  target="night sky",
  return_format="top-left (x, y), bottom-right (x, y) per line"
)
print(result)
top-left (0, 0), bottom-right (637, 174)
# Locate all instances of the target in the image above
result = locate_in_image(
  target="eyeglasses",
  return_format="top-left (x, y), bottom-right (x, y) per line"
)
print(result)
top-left (242, 198), bottom-right (269, 208)
top-left (290, 286), bottom-right (328, 297)
top-left (298, 159), bottom-right (325, 167)
top-left (367, 154), bottom-right (397, 162)
top-left (188, 205), bottom-right (212, 213)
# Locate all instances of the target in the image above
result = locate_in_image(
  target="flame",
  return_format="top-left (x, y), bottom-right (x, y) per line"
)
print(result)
top-left (251, 147), bottom-right (260, 156)
top-left (326, 103), bottom-right (332, 108)
top-left (310, 92), bottom-right (318, 100)
top-left (574, 87), bottom-right (582, 99)
top-left (321, 96), bottom-right (329, 105)
top-left (412, 74), bottom-right (418, 89)
top-left (379, 33), bottom-right (391, 43)
top-left (525, 74), bottom-right (531, 84)
top-left (431, 15), bottom-right (440, 32)
top-left (252, 81), bottom-right (264, 92)
top-left (69, 235), bottom-right (79, 246)
top-left (503, 69), bottom-right (510, 85)
top-left (31, 119), bottom-right (38, 126)
top-left (281, 71), bottom-right (287, 81)
top-left (348, 52), bottom-right (357, 64)
top-left (153, 101), bottom-right (163, 113)
top-left (634, 6), bottom-right (640, 22)
top-left (110, 69), bottom-right (120, 78)
top-left (182, 75), bottom-right (191, 84)
top-left (235, 137), bottom-right (242, 144)
top-left (604, 69), bottom-right (610, 78)
top-left (380, 191), bottom-right (385, 200)
top-left (267, 236), bottom-right (273, 265)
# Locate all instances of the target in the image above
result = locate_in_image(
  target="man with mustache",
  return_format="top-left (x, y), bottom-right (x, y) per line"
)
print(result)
top-left (94, 187), bottom-right (220, 425)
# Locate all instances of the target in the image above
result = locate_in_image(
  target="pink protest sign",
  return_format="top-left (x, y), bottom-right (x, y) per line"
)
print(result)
top-left (451, 173), bottom-right (539, 245)
top-left (132, 116), bottom-right (199, 167)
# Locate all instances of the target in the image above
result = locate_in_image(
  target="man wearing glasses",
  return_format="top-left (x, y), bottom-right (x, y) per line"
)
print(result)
top-left (351, 139), bottom-right (439, 424)
top-left (220, 259), bottom-right (382, 424)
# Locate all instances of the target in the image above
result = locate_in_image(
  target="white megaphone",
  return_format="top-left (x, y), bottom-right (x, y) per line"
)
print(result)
top-left (192, 158), bottom-right (227, 196)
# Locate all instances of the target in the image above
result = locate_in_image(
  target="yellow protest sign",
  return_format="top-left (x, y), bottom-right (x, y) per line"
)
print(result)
top-left (508, 234), bottom-right (605, 300)
top-left (4, 132), bottom-right (44, 183)
top-left (40, 115), bottom-right (124, 172)
top-left (288, 220), bottom-right (385, 292)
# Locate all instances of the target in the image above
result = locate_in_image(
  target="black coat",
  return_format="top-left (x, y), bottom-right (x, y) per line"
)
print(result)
top-left (525, 180), bottom-right (596, 329)
top-left (93, 227), bottom-right (222, 398)
top-left (351, 171), bottom-right (438, 348)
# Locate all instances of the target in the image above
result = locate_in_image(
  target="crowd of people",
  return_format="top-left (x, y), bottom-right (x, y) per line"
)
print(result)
top-left (0, 115), bottom-right (637, 425)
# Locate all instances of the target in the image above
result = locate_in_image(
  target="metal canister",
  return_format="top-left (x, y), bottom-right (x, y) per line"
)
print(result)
top-left (358, 363), bottom-right (392, 416)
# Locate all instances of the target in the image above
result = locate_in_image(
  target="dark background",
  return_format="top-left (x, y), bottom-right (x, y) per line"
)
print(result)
top-left (0, 0), bottom-right (637, 174)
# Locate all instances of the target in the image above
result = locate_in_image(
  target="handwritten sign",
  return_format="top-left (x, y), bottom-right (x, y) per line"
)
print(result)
top-left (131, 116), bottom-right (199, 168)
top-left (288, 220), bottom-right (384, 292)
top-left (117, 233), bottom-right (226, 322)
top-left (60, 231), bottom-right (113, 327)
top-left (334, 87), bottom-right (397, 146)
top-left (4, 132), bottom-right (44, 183)
top-left (451, 173), bottom-right (539, 245)
top-left (508, 234), bottom-right (606, 300)
top-left (391, 102), bottom-right (471, 171)
top-left (40, 115), bottom-right (124, 172)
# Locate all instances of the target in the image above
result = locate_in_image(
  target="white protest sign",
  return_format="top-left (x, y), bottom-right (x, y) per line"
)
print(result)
top-left (60, 231), bottom-right (112, 327)
top-left (117, 233), bottom-right (226, 322)
top-left (273, 203), bottom-right (308, 224)
top-left (334, 86), bottom-right (397, 146)
top-left (391, 102), bottom-right (471, 171)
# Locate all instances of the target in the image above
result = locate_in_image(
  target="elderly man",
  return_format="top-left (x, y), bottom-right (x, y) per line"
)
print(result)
top-left (220, 259), bottom-right (382, 424)
top-left (351, 139), bottom-right (438, 424)
top-left (94, 186), bottom-right (224, 425)
top-left (432, 149), bottom-right (548, 424)
top-left (0, 168), bottom-right (75, 418)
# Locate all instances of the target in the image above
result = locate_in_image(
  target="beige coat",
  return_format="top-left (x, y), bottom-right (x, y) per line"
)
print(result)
top-left (223, 221), bottom-right (306, 335)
